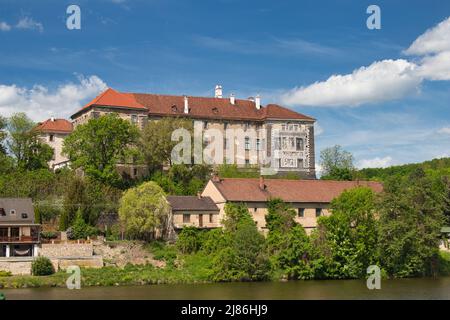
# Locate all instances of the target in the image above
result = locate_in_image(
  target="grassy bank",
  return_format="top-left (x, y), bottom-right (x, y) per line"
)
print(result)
top-left (2, 244), bottom-right (450, 289)
top-left (0, 242), bottom-right (214, 289)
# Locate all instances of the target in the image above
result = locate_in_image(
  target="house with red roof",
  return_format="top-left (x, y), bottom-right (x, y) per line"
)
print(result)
top-left (36, 118), bottom-right (73, 170)
top-left (70, 85), bottom-right (317, 178)
top-left (201, 176), bottom-right (383, 233)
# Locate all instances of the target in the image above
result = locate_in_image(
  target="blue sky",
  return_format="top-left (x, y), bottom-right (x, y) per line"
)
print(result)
top-left (0, 0), bottom-right (450, 169)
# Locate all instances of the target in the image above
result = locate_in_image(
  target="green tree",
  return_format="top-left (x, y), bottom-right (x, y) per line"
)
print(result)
top-left (211, 203), bottom-right (270, 281)
top-left (7, 113), bottom-right (53, 170)
top-left (118, 181), bottom-right (172, 240)
top-left (67, 209), bottom-right (97, 240)
top-left (62, 176), bottom-right (121, 229)
top-left (221, 202), bottom-right (254, 232)
top-left (151, 164), bottom-right (211, 195)
top-left (140, 117), bottom-right (193, 172)
top-left (313, 187), bottom-right (378, 279)
top-left (265, 199), bottom-right (315, 279)
top-left (378, 169), bottom-right (446, 277)
top-left (63, 114), bottom-right (139, 187)
top-left (0, 115), bottom-right (7, 154)
top-left (320, 145), bottom-right (354, 180)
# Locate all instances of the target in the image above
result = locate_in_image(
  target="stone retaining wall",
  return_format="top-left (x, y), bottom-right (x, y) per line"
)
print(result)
top-left (40, 243), bottom-right (93, 258)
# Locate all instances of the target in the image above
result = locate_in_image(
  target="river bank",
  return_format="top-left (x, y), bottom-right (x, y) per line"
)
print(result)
top-left (1, 249), bottom-right (450, 290)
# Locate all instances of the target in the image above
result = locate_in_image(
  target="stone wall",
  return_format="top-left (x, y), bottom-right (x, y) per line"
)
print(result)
top-left (0, 259), bottom-right (32, 275)
top-left (40, 243), bottom-right (93, 258)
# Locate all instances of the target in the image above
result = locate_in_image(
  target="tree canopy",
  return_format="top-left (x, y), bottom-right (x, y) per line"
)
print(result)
top-left (63, 114), bottom-right (139, 187)
top-left (320, 145), bottom-right (354, 180)
top-left (118, 181), bottom-right (172, 240)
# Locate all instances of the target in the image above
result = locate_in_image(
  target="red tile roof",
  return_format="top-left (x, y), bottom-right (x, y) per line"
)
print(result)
top-left (36, 119), bottom-right (73, 133)
top-left (71, 88), bottom-right (315, 122)
top-left (210, 178), bottom-right (383, 203)
top-left (72, 88), bottom-right (148, 118)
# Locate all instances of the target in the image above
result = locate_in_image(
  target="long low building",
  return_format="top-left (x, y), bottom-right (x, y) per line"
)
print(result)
top-left (201, 176), bottom-right (383, 233)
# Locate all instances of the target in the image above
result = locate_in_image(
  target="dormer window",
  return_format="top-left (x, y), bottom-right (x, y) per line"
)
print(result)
top-left (212, 107), bottom-right (219, 114)
top-left (10, 209), bottom-right (16, 215)
top-left (171, 105), bottom-right (178, 112)
top-left (21, 213), bottom-right (28, 219)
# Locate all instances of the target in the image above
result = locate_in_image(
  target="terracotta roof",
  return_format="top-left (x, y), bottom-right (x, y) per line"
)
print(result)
top-left (36, 119), bottom-right (73, 133)
top-left (71, 88), bottom-right (148, 118)
top-left (167, 196), bottom-right (220, 212)
top-left (71, 88), bottom-right (314, 122)
top-left (210, 178), bottom-right (383, 203)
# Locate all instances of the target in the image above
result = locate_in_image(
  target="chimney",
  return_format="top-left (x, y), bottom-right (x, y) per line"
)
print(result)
top-left (197, 192), bottom-right (202, 199)
top-left (184, 95), bottom-right (189, 114)
top-left (50, 117), bottom-right (55, 122)
top-left (230, 93), bottom-right (235, 105)
top-left (215, 85), bottom-right (223, 98)
top-left (259, 176), bottom-right (266, 190)
top-left (255, 95), bottom-right (261, 110)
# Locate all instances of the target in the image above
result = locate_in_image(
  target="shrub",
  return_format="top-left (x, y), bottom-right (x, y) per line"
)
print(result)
top-left (0, 270), bottom-right (12, 277)
top-left (40, 231), bottom-right (58, 239)
top-left (176, 227), bottom-right (201, 254)
top-left (31, 257), bottom-right (54, 276)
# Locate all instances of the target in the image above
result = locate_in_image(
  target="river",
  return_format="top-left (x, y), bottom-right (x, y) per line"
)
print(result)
top-left (2, 277), bottom-right (450, 299)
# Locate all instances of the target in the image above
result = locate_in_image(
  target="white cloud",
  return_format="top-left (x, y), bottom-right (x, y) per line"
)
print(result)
top-left (281, 59), bottom-right (420, 107)
top-left (281, 17), bottom-right (450, 107)
top-left (16, 17), bottom-right (44, 33)
top-left (357, 156), bottom-right (393, 169)
top-left (0, 75), bottom-right (107, 121)
top-left (0, 22), bottom-right (11, 31)
top-left (404, 17), bottom-right (450, 55)
top-left (438, 127), bottom-right (450, 134)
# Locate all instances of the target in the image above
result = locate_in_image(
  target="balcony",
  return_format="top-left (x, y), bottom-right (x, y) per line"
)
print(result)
top-left (0, 235), bottom-right (40, 243)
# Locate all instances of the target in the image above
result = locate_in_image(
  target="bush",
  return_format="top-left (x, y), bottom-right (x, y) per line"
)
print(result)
top-left (0, 270), bottom-right (12, 277)
top-left (40, 231), bottom-right (58, 239)
top-left (31, 257), bottom-right (54, 276)
top-left (176, 227), bottom-right (202, 254)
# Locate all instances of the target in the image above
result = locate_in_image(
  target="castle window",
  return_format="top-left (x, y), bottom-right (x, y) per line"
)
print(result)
top-left (92, 111), bottom-right (100, 119)
top-left (204, 121), bottom-right (208, 129)
top-left (183, 214), bottom-right (190, 223)
top-left (245, 159), bottom-right (250, 166)
top-left (131, 115), bottom-right (138, 124)
top-left (256, 139), bottom-right (261, 151)
top-left (0, 208), bottom-right (5, 216)
top-left (296, 138), bottom-right (304, 151)
top-left (49, 134), bottom-right (54, 142)
top-left (209, 214), bottom-right (213, 223)
top-left (298, 159), bottom-right (304, 168)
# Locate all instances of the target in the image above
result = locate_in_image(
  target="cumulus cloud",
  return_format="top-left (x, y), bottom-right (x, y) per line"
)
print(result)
top-left (16, 17), bottom-right (44, 33)
top-left (0, 22), bottom-right (11, 31)
top-left (0, 75), bottom-right (107, 121)
top-left (404, 17), bottom-right (450, 55)
top-left (357, 156), bottom-right (393, 169)
top-left (282, 17), bottom-right (450, 107)
top-left (282, 59), bottom-right (420, 107)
